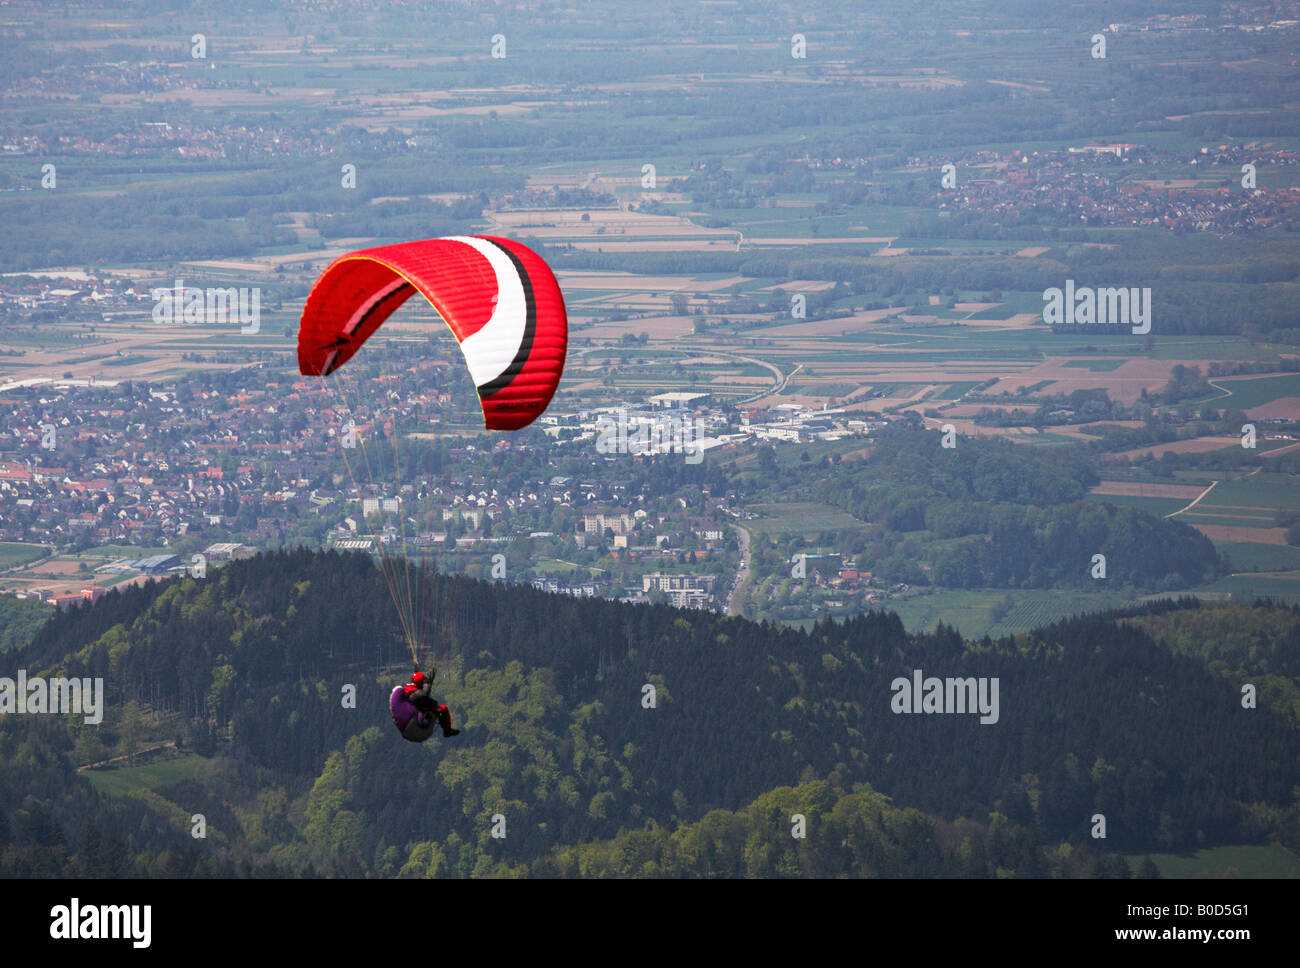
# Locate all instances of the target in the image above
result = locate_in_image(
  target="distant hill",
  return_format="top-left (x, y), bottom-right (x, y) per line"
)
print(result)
top-left (3, 550), bottom-right (1297, 877)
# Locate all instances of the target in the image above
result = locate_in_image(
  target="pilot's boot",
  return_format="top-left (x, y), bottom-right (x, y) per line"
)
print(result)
top-left (438, 704), bottom-right (460, 737)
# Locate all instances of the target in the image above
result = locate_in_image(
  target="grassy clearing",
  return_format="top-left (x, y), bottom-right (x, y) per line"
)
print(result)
top-left (747, 502), bottom-right (866, 535)
top-left (83, 755), bottom-right (210, 798)
top-left (1125, 844), bottom-right (1300, 878)
top-left (884, 587), bottom-right (1134, 639)
top-left (0, 542), bottom-right (50, 569)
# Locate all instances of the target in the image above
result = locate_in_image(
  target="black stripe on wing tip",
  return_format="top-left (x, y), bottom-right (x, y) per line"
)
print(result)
top-left (476, 240), bottom-right (537, 400)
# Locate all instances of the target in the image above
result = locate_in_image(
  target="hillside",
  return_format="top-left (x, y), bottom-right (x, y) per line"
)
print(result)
top-left (2, 549), bottom-right (1297, 876)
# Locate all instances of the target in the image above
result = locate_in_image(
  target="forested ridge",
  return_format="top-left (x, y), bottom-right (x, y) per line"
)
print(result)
top-left (804, 424), bottom-right (1225, 590)
top-left (2, 550), bottom-right (1296, 877)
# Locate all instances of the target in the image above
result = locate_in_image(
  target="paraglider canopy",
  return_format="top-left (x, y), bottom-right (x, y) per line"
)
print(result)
top-left (296, 235), bottom-right (566, 671)
top-left (298, 235), bottom-right (566, 430)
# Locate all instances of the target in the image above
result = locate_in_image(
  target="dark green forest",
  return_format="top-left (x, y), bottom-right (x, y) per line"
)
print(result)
top-left (786, 424), bottom-right (1226, 590)
top-left (2, 549), bottom-right (1296, 877)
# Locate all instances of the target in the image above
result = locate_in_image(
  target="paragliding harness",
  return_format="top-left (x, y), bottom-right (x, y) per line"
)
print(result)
top-left (396, 666), bottom-right (459, 740)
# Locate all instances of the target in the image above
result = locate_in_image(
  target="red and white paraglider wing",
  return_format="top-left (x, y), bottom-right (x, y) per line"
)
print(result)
top-left (298, 235), bottom-right (567, 430)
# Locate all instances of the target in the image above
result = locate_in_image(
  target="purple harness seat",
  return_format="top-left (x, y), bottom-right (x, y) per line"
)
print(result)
top-left (390, 686), bottom-right (435, 742)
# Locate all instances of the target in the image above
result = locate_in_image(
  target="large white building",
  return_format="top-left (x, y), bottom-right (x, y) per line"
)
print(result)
top-left (648, 391), bottom-right (710, 409)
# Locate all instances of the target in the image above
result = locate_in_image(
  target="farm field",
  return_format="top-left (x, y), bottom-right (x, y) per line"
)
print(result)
top-left (1180, 507), bottom-right (1278, 527)
top-left (1090, 481), bottom-right (1206, 500)
top-left (1210, 476), bottom-right (1300, 510)
top-left (1085, 493), bottom-right (1190, 517)
top-left (1209, 373), bottom-right (1300, 411)
top-left (1186, 574), bottom-right (1300, 605)
top-left (1215, 541), bottom-right (1300, 573)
